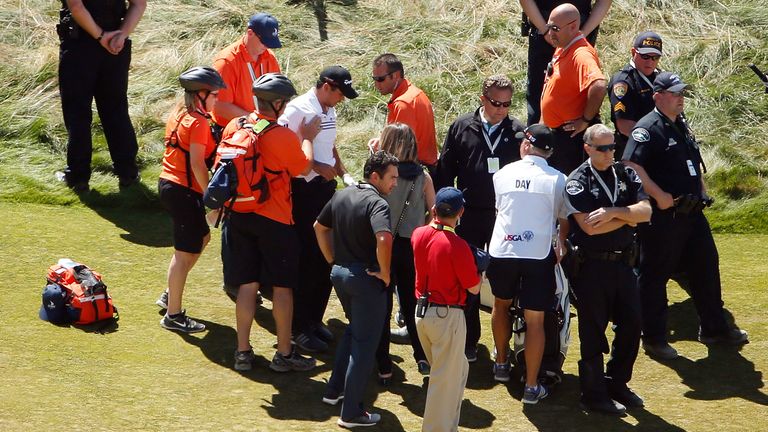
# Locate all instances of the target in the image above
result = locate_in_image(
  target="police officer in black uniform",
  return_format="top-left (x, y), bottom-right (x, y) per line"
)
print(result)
top-left (623, 72), bottom-right (748, 361)
top-left (565, 124), bottom-right (651, 415)
top-left (56, 0), bottom-right (146, 192)
top-left (519, 0), bottom-right (611, 125)
top-left (435, 75), bottom-right (524, 362)
top-left (608, 31), bottom-right (663, 158)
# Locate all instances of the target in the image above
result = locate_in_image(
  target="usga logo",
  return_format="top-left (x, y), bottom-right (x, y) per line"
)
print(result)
top-left (504, 230), bottom-right (534, 242)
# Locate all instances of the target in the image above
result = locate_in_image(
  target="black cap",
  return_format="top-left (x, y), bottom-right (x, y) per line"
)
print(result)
top-left (653, 72), bottom-right (690, 93)
top-left (319, 65), bottom-right (359, 99)
top-left (515, 124), bottom-right (554, 151)
top-left (633, 31), bottom-right (663, 56)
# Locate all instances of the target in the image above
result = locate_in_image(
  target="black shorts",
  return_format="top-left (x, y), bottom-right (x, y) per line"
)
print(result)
top-left (158, 178), bottom-right (209, 254)
top-left (487, 249), bottom-right (556, 311)
top-left (221, 211), bottom-right (300, 289)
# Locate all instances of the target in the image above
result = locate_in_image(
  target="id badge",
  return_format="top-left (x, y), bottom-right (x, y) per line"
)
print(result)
top-left (487, 157), bottom-right (500, 173)
top-left (686, 160), bottom-right (697, 176)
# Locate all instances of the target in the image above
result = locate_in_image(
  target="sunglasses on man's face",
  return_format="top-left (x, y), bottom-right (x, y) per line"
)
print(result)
top-left (371, 72), bottom-right (393, 82)
top-left (639, 53), bottom-right (661, 61)
top-left (590, 143), bottom-right (617, 152)
top-left (484, 95), bottom-right (512, 108)
top-left (546, 18), bottom-right (577, 33)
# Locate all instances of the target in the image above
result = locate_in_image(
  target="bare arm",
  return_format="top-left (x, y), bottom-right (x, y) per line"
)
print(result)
top-left (66, 0), bottom-right (121, 53)
top-left (107, 0), bottom-right (146, 54)
top-left (557, 217), bottom-right (569, 262)
top-left (298, 117), bottom-right (321, 176)
top-left (214, 102), bottom-right (251, 124)
top-left (581, 0), bottom-right (612, 36)
top-left (313, 221), bottom-right (334, 264)
top-left (615, 118), bottom-right (637, 138)
top-left (367, 231), bottom-right (393, 287)
top-left (188, 143), bottom-right (210, 191)
top-left (519, 0), bottom-right (548, 33)
top-left (622, 161), bottom-right (674, 209)
top-left (423, 173), bottom-right (436, 223)
top-left (564, 79), bottom-right (607, 136)
top-left (467, 281), bottom-right (481, 295)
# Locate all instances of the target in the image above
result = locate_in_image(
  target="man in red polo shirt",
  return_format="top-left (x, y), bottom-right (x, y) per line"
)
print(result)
top-left (370, 53), bottom-right (438, 172)
top-left (412, 187), bottom-right (481, 432)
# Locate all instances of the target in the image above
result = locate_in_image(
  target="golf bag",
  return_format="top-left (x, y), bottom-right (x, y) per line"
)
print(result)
top-left (510, 263), bottom-right (571, 386)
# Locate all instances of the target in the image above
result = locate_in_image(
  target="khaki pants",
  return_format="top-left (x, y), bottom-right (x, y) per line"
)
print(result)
top-left (416, 306), bottom-right (469, 432)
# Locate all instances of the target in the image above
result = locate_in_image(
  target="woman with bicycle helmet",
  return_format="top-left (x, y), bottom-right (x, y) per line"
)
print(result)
top-left (156, 66), bottom-right (226, 333)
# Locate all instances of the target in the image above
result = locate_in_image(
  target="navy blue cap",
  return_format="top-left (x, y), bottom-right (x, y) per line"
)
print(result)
top-left (634, 31), bottom-right (663, 56)
top-left (39, 284), bottom-right (68, 323)
top-left (248, 13), bottom-right (281, 49)
top-left (435, 187), bottom-right (465, 215)
top-left (653, 72), bottom-right (690, 93)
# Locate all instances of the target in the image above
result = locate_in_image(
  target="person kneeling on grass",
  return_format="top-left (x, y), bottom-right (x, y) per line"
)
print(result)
top-left (155, 67), bottom-right (226, 333)
top-left (412, 187), bottom-right (481, 432)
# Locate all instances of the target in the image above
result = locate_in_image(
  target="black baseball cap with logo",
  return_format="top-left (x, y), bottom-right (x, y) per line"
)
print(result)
top-left (634, 31), bottom-right (663, 56)
top-left (319, 65), bottom-right (359, 99)
top-left (515, 124), bottom-right (554, 151)
top-left (653, 72), bottom-right (690, 93)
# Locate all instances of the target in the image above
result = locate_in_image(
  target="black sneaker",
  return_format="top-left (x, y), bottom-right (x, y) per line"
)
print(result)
top-left (417, 360), bottom-right (431, 376)
top-left (160, 310), bottom-right (205, 333)
top-left (465, 346), bottom-right (478, 363)
top-left (608, 385), bottom-right (644, 408)
top-left (642, 341), bottom-right (679, 360)
top-left (390, 326), bottom-right (411, 345)
top-left (580, 397), bottom-right (627, 415)
top-left (234, 348), bottom-right (256, 371)
top-left (322, 388), bottom-right (344, 406)
top-left (293, 331), bottom-right (329, 353)
top-left (56, 171), bottom-right (89, 193)
top-left (155, 290), bottom-right (168, 309)
top-left (337, 412), bottom-right (381, 428)
top-left (698, 328), bottom-right (748, 345)
top-left (118, 174), bottom-right (141, 188)
top-left (312, 322), bottom-right (334, 343)
top-left (269, 349), bottom-right (316, 372)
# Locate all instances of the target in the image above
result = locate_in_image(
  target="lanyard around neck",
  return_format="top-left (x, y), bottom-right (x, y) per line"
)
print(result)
top-left (629, 60), bottom-right (657, 89)
top-left (588, 160), bottom-right (618, 205)
top-left (246, 62), bottom-right (264, 110)
top-left (430, 221), bottom-right (456, 234)
top-left (551, 34), bottom-right (585, 65)
top-left (481, 124), bottom-right (503, 155)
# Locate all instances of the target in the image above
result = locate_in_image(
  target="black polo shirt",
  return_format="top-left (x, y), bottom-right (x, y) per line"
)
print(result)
top-left (316, 183), bottom-right (391, 267)
top-left (565, 161), bottom-right (648, 251)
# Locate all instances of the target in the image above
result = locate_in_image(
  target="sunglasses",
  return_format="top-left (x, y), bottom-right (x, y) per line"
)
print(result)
top-left (484, 95), bottom-right (512, 108)
top-left (589, 143), bottom-right (617, 152)
top-left (546, 19), bottom-right (577, 34)
top-left (371, 72), bottom-right (393, 82)
top-left (663, 90), bottom-right (688, 97)
top-left (639, 53), bottom-right (661, 61)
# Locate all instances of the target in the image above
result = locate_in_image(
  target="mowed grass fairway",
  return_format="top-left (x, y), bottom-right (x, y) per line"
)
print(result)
top-left (0, 201), bottom-right (765, 431)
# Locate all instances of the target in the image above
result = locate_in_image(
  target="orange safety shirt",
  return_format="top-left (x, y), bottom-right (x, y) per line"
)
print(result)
top-left (387, 79), bottom-right (438, 166)
top-left (221, 113), bottom-right (310, 225)
top-left (540, 37), bottom-right (603, 128)
top-left (159, 110), bottom-right (217, 194)
top-left (211, 37), bottom-right (281, 127)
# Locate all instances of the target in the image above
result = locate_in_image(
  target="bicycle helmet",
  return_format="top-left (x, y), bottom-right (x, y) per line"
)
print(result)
top-left (252, 73), bottom-right (297, 101)
top-left (179, 67), bottom-right (227, 92)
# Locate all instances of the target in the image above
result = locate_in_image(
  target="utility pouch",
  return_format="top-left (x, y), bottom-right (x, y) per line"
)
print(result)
top-left (561, 239), bottom-right (584, 281)
top-left (521, 12), bottom-right (532, 37)
top-left (416, 294), bottom-right (428, 318)
top-left (57, 9), bottom-right (80, 42)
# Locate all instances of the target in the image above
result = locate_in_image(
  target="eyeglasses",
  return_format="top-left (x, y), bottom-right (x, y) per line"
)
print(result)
top-left (483, 95), bottom-right (512, 108)
top-left (209, 91), bottom-right (219, 96)
top-left (589, 143), bottom-right (616, 152)
top-left (639, 54), bottom-right (661, 61)
top-left (371, 72), bottom-right (393, 82)
top-left (546, 19), bottom-right (577, 34)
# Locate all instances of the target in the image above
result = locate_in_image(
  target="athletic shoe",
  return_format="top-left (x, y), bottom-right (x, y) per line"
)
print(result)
top-left (234, 348), bottom-right (256, 371)
top-left (465, 346), bottom-right (478, 363)
top-left (160, 311), bottom-right (205, 333)
top-left (580, 398), bottom-right (626, 415)
top-left (390, 326), bottom-right (411, 345)
top-left (337, 412), bottom-right (381, 428)
top-left (378, 371), bottom-right (393, 386)
top-left (269, 349), bottom-right (316, 372)
top-left (312, 322), bottom-right (334, 343)
top-left (293, 331), bottom-right (329, 353)
top-left (417, 360), bottom-right (431, 376)
top-left (56, 171), bottom-right (89, 193)
top-left (493, 362), bottom-right (511, 382)
top-left (522, 384), bottom-right (549, 405)
top-left (608, 385), bottom-right (644, 408)
top-left (322, 388), bottom-right (344, 406)
top-left (642, 341), bottom-right (679, 360)
top-left (698, 328), bottom-right (748, 345)
top-left (155, 290), bottom-right (168, 309)
top-left (118, 174), bottom-right (141, 188)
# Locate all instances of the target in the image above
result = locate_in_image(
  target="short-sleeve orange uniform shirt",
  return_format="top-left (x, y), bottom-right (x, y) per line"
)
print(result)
top-left (387, 79), bottom-right (438, 166)
top-left (159, 110), bottom-right (217, 194)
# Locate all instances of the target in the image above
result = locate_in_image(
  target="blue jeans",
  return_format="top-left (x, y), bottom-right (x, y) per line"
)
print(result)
top-left (327, 264), bottom-right (387, 420)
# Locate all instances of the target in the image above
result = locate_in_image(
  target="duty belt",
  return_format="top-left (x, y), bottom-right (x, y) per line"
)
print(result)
top-left (582, 250), bottom-right (627, 262)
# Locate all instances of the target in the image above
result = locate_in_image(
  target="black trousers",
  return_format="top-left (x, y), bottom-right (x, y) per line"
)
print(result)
top-left (525, 26), bottom-right (598, 126)
top-left (59, 37), bottom-right (138, 184)
top-left (291, 178), bottom-right (337, 333)
top-left (456, 206), bottom-right (496, 351)
top-left (375, 236), bottom-right (427, 372)
top-left (637, 209), bottom-right (728, 343)
top-left (549, 128), bottom-right (588, 176)
top-left (572, 259), bottom-right (640, 402)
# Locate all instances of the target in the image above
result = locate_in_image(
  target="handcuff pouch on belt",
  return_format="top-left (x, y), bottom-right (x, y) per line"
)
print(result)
top-left (56, 9), bottom-right (80, 41)
top-left (674, 193), bottom-right (714, 216)
top-left (561, 238), bottom-right (585, 281)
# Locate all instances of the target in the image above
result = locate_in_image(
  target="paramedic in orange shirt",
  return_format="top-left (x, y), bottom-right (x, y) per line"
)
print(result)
top-left (370, 53), bottom-right (438, 172)
top-left (211, 12), bottom-right (282, 131)
top-left (156, 67), bottom-right (226, 333)
top-left (540, 3), bottom-right (606, 175)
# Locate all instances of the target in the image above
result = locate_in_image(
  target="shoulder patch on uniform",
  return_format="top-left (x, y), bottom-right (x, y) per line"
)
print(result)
top-left (631, 128), bottom-right (650, 143)
top-left (614, 101), bottom-right (626, 113)
top-left (613, 82), bottom-right (628, 98)
top-left (566, 180), bottom-right (585, 196)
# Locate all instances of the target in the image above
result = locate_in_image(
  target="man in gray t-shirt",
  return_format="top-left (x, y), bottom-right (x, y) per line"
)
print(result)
top-left (314, 151), bottom-right (398, 428)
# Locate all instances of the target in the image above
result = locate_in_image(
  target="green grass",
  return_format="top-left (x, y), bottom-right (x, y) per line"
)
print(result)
top-left (1, 0), bottom-right (768, 230)
top-left (1, 201), bottom-right (766, 431)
